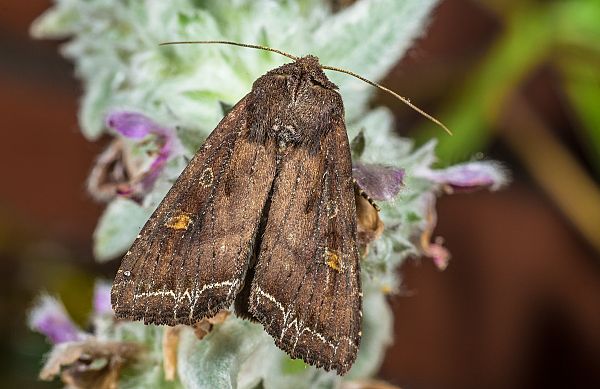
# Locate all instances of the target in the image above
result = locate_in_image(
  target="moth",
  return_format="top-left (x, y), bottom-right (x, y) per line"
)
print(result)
top-left (111, 41), bottom-right (450, 375)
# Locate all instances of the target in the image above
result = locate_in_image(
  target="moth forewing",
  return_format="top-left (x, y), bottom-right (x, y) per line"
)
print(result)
top-left (111, 97), bottom-right (278, 325)
top-left (246, 121), bottom-right (361, 374)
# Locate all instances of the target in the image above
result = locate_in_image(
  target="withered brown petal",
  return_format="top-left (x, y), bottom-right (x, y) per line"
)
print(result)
top-left (355, 192), bottom-right (384, 254)
top-left (162, 326), bottom-right (183, 381)
top-left (40, 340), bottom-right (141, 389)
top-left (193, 310), bottom-right (230, 340)
top-left (87, 139), bottom-right (131, 202)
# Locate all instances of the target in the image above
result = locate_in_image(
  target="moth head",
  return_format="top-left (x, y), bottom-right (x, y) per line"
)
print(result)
top-left (295, 55), bottom-right (337, 90)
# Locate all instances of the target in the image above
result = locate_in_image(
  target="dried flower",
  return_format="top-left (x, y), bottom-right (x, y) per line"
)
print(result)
top-left (87, 139), bottom-right (136, 201)
top-left (31, 292), bottom-right (140, 388)
top-left (162, 311), bottom-right (231, 381)
top-left (193, 310), bottom-right (230, 340)
top-left (39, 339), bottom-right (142, 389)
top-left (28, 295), bottom-right (86, 344)
top-left (418, 193), bottom-right (450, 271)
top-left (353, 162), bottom-right (404, 201)
top-left (355, 193), bottom-right (384, 254)
top-left (162, 326), bottom-right (183, 382)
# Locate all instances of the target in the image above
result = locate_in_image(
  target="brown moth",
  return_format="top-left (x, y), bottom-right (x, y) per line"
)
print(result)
top-left (111, 41), bottom-right (450, 375)
top-left (112, 53), bottom-right (361, 374)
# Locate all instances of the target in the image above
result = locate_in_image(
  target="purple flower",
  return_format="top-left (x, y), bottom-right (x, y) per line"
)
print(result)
top-left (106, 112), bottom-right (160, 139)
top-left (424, 239), bottom-right (450, 271)
top-left (352, 162), bottom-right (404, 201)
top-left (89, 111), bottom-right (182, 201)
top-left (93, 282), bottom-right (113, 316)
top-left (28, 296), bottom-right (86, 344)
top-left (415, 161), bottom-right (508, 193)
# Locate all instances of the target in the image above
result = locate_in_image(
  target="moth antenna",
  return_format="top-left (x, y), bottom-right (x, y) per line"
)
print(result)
top-left (159, 40), bottom-right (299, 62)
top-left (321, 65), bottom-right (453, 135)
top-left (160, 41), bottom-right (451, 135)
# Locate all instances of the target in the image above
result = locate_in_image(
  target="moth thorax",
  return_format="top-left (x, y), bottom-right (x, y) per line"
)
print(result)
top-left (272, 124), bottom-right (300, 149)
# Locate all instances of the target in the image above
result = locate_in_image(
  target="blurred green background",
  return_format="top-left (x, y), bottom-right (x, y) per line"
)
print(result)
top-left (1, 0), bottom-right (599, 388)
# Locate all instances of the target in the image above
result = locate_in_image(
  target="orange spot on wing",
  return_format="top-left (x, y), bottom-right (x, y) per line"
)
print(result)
top-left (324, 248), bottom-right (341, 272)
top-left (165, 213), bottom-right (193, 230)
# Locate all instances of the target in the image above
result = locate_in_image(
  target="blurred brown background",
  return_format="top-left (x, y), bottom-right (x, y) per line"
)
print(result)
top-left (1, 1), bottom-right (599, 388)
